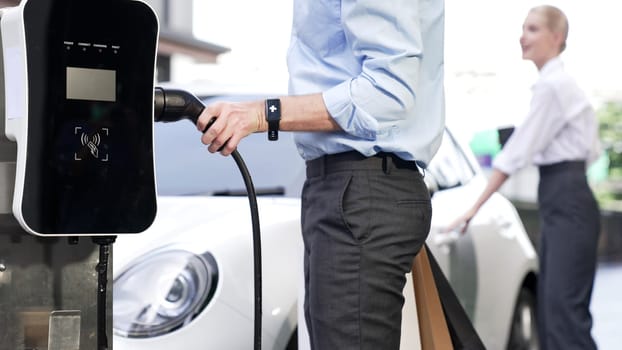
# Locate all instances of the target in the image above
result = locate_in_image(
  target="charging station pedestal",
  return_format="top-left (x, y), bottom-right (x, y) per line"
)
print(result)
top-left (0, 0), bottom-right (158, 348)
top-left (0, 61), bottom-right (108, 350)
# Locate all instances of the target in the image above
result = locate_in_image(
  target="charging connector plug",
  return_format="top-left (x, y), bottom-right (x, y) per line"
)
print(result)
top-left (154, 87), bottom-right (206, 125)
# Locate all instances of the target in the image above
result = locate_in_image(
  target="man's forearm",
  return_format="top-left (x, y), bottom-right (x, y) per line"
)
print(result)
top-left (278, 93), bottom-right (341, 132)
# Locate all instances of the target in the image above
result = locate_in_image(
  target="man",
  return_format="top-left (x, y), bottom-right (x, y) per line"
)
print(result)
top-left (197, 0), bottom-right (445, 348)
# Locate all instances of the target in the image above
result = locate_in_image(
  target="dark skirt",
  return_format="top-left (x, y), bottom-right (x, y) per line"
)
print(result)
top-left (537, 160), bottom-right (600, 350)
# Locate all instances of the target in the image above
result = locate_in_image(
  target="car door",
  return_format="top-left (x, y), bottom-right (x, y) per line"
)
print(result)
top-left (421, 130), bottom-right (538, 349)
top-left (424, 130), bottom-right (482, 319)
top-left (400, 129), bottom-right (493, 349)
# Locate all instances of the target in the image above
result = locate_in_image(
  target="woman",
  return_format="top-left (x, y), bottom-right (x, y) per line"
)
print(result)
top-left (446, 5), bottom-right (600, 350)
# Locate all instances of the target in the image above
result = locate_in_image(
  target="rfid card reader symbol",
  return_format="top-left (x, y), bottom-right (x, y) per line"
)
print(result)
top-left (81, 132), bottom-right (100, 158)
top-left (74, 127), bottom-right (109, 161)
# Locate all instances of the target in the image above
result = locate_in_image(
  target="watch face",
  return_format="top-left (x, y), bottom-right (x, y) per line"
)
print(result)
top-left (266, 99), bottom-right (281, 121)
top-left (266, 99), bottom-right (280, 141)
top-left (20, 0), bottom-right (158, 234)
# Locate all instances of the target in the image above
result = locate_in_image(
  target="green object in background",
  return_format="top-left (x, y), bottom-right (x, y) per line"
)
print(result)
top-left (469, 129), bottom-right (502, 167)
top-left (588, 152), bottom-right (610, 183)
top-left (469, 129), bottom-right (501, 156)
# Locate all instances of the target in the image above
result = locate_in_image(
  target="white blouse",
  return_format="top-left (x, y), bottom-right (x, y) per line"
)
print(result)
top-left (493, 57), bottom-right (601, 175)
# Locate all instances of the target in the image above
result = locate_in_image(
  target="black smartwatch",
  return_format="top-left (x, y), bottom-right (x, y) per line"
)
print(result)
top-left (265, 99), bottom-right (281, 141)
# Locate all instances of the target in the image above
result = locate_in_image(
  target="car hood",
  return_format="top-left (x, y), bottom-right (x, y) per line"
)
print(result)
top-left (112, 195), bottom-right (301, 276)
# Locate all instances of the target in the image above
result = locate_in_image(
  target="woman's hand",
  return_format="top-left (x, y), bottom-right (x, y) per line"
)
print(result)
top-left (443, 207), bottom-right (478, 234)
top-left (443, 169), bottom-right (509, 234)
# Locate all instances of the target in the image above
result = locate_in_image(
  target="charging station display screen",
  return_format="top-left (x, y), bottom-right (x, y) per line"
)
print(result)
top-left (66, 67), bottom-right (116, 102)
top-left (19, 0), bottom-right (158, 235)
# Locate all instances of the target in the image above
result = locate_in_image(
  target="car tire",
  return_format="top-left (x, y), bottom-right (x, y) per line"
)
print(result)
top-left (285, 327), bottom-right (297, 350)
top-left (507, 288), bottom-right (539, 350)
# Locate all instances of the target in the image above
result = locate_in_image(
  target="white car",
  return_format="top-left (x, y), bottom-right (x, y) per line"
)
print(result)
top-left (112, 94), bottom-right (538, 350)
top-left (403, 129), bottom-right (539, 350)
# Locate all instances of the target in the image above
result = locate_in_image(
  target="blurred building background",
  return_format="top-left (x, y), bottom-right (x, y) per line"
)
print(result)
top-left (0, 0), bottom-right (232, 82)
top-left (138, 0), bottom-right (231, 82)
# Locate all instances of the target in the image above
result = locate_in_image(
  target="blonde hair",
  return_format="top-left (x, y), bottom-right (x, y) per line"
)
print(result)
top-left (530, 5), bottom-right (569, 53)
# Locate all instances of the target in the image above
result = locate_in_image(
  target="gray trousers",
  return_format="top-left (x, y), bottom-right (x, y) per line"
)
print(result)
top-left (301, 151), bottom-right (432, 350)
top-left (537, 161), bottom-right (600, 350)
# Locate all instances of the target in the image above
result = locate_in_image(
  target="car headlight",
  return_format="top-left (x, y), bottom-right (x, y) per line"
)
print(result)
top-left (113, 249), bottom-right (218, 338)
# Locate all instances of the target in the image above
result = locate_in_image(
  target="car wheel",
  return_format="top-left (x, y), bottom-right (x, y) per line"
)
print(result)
top-left (285, 327), bottom-right (297, 350)
top-left (507, 288), bottom-right (539, 350)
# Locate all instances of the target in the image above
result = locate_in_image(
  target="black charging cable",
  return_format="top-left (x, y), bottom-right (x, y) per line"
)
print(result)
top-left (92, 235), bottom-right (117, 350)
top-left (154, 87), bottom-right (263, 350)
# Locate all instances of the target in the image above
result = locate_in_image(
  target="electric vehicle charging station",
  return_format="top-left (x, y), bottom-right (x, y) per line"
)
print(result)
top-left (0, 1), bottom-right (266, 349)
top-left (2, 0), bottom-right (158, 236)
top-left (0, 0), bottom-right (159, 348)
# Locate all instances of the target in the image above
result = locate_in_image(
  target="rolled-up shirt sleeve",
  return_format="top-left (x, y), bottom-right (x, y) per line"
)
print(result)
top-left (322, 0), bottom-right (423, 140)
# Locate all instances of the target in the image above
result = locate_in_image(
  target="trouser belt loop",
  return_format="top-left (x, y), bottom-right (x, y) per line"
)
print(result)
top-left (319, 155), bottom-right (326, 179)
top-left (381, 154), bottom-right (392, 175)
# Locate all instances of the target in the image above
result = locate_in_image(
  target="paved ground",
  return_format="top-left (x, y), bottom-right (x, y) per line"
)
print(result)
top-left (592, 261), bottom-right (622, 349)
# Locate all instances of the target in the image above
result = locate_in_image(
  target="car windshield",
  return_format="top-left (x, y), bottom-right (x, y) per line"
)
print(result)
top-left (154, 95), bottom-right (306, 197)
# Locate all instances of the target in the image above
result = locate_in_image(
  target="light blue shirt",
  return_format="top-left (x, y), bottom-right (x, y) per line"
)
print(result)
top-left (287, 0), bottom-right (445, 166)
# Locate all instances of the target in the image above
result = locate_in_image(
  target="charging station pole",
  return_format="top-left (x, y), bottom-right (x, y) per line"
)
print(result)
top-left (0, 107), bottom-right (109, 349)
